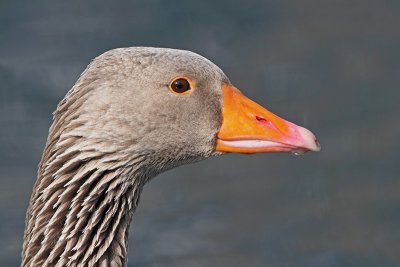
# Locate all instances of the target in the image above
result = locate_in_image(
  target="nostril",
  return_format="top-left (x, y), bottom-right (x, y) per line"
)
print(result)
top-left (255, 115), bottom-right (276, 129)
top-left (255, 116), bottom-right (267, 123)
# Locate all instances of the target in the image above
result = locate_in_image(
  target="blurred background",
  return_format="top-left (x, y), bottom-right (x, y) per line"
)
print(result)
top-left (1, 1), bottom-right (399, 266)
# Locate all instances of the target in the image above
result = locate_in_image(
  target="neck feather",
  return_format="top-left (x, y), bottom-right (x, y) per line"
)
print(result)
top-left (22, 135), bottom-right (153, 267)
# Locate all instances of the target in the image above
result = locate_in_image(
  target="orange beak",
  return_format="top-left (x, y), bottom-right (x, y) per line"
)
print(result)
top-left (216, 84), bottom-right (321, 154)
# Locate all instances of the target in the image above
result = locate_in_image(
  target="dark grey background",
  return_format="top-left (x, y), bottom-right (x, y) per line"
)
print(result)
top-left (1, 1), bottom-right (399, 266)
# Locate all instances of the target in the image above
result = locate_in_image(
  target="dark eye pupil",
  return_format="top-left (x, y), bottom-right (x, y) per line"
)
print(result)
top-left (171, 79), bottom-right (190, 93)
top-left (176, 82), bottom-right (184, 89)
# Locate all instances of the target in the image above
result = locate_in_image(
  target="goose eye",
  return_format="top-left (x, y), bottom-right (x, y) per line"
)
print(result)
top-left (169, 78), bottom-right (191, 94)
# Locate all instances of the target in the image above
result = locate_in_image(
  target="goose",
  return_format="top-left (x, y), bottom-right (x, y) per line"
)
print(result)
top-left (21, 47), bottom-right (320, 267)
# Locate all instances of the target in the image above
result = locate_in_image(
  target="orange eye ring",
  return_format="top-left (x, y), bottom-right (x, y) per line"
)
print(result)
top-left (168, 77), bottom-right (194, 95)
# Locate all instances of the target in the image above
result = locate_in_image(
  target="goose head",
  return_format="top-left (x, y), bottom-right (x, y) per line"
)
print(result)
top-left (72, 47), bottom-right (319, 171)
top-left (22, 47), bottom-right (320, 267)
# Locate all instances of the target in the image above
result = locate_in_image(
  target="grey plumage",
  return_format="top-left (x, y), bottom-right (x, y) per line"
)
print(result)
top-left (22, 47), bottom-right (229, 266)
